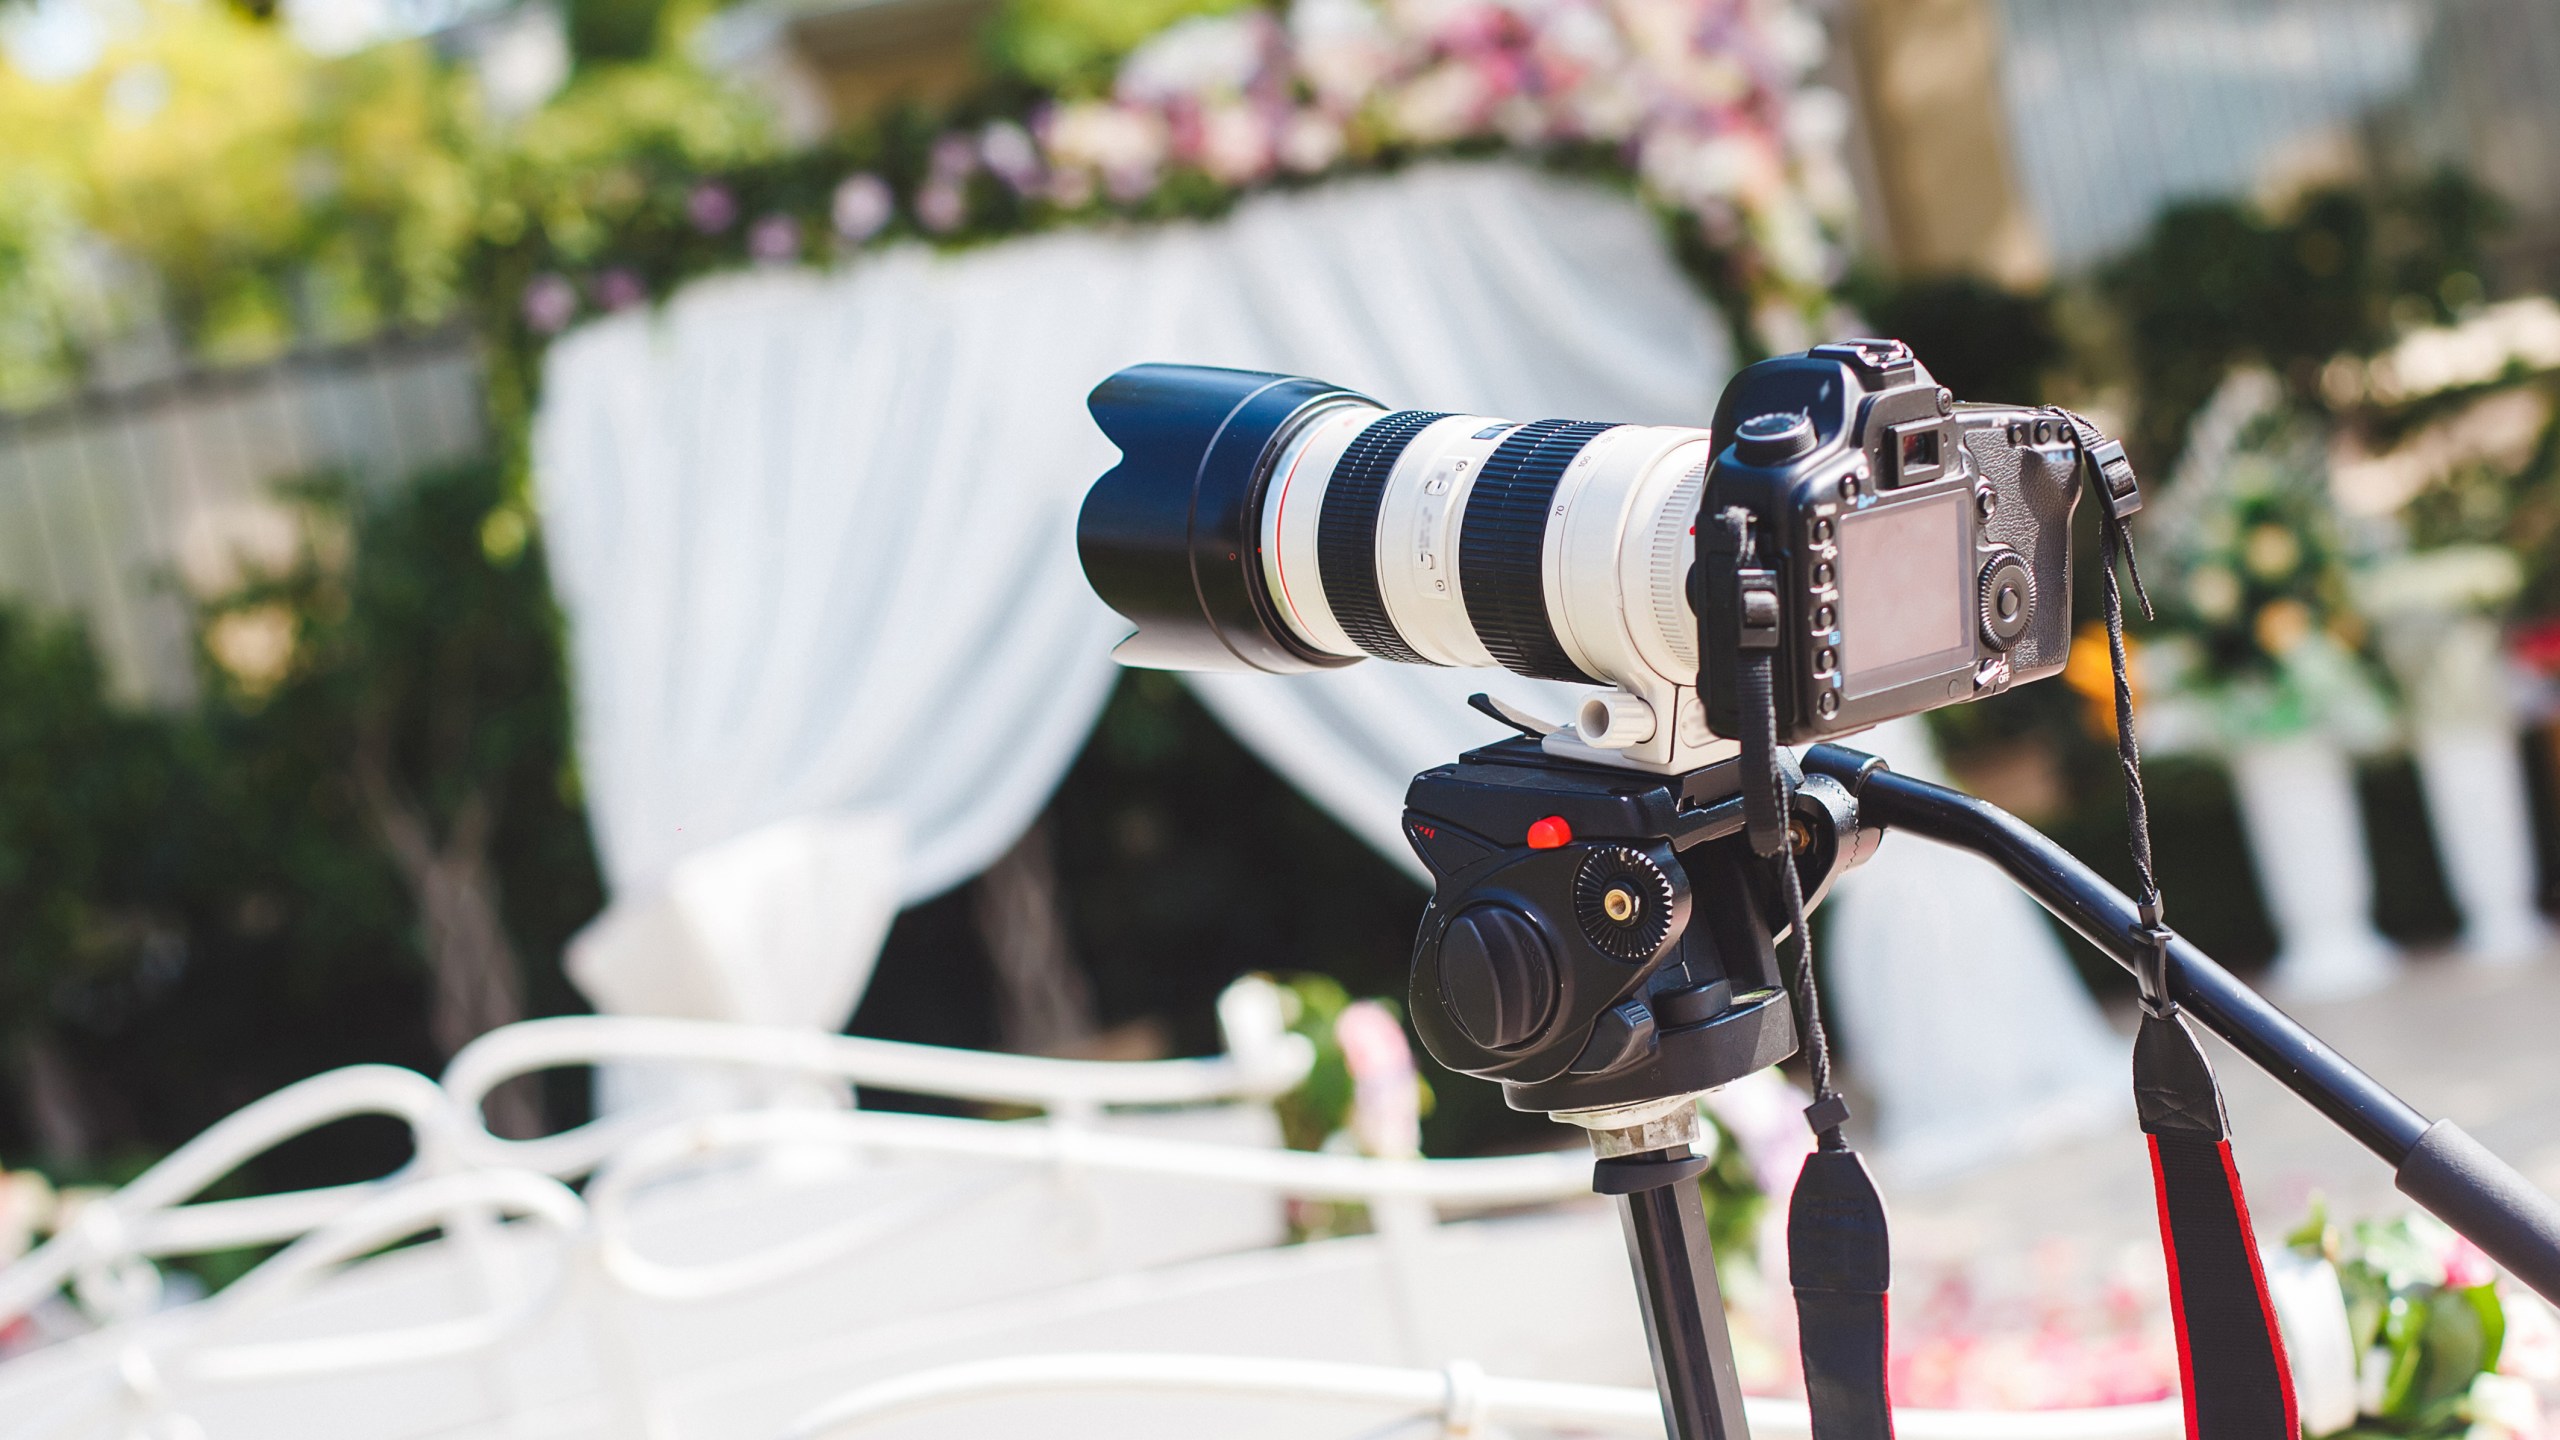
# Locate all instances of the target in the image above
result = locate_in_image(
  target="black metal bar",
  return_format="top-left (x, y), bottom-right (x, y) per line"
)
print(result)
top-left (1802, 748), bottom-right (2560, 1306)
top-left (1616, 1162), bottom-right (1751, 1440)
top-left (1802, 747), bottom-right (2431, 1160)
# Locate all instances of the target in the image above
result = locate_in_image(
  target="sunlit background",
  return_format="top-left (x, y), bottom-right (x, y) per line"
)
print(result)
top-left (0, 0), bottom-right (2557, 1430)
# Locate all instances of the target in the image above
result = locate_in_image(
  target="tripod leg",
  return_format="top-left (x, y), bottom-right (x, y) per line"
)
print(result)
top-left (1616, 1155), bottom-right (1752, 1440)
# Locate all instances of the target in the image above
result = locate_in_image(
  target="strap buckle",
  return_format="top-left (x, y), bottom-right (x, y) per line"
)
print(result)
top-left (2134, 895), bottom-right (2176, 1018)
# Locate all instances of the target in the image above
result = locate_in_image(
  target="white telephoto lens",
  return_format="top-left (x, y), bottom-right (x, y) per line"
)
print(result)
top-left (1263, 408), bottom-right (1712, 700)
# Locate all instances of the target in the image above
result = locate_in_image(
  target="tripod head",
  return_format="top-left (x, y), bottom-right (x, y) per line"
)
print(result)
top-left (1402, 738), bottom-right (1872, 1118)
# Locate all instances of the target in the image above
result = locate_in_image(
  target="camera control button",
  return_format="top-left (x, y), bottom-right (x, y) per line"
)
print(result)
top-left (1979, 552), bottom-right (2034, 649)
top-left (1811, 561), bottom-right (1835, 588)
top-left (1440, 904), bottom-right (1558, 1050)
top-left (1734, 411), bottom-right (1816, 465)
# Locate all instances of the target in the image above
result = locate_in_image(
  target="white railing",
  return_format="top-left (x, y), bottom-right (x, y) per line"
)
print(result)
top-left (779, 1353), bottom-right (2188, 1440)
top-left (0, 977), bottom-right (2190, 1440)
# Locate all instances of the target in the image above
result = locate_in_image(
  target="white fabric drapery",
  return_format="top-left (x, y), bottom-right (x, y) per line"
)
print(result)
top-left (1822, 719), bottom-right (2126, 1181)
top-left (534, 160), bottom-right (2122, 1166)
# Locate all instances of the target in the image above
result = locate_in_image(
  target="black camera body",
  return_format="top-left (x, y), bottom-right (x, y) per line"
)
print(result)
top-left (1400, 737), bottom-right (1868, 1113)
top-left (1697, 338), bottom-right (2091, 746)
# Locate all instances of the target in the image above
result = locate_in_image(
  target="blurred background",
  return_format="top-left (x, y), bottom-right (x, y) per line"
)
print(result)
top-left (1, 0), bottom-right (2559, 1425)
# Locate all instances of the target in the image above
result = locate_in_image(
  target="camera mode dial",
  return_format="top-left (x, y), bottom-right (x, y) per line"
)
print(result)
top-left (1979, 551), bottom-right (2034, 650)
top-left (1734, 411), bottom-right (1817, 466)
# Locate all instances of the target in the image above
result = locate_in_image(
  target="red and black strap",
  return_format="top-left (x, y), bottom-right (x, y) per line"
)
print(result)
top-left (2137, 1007), bottom-right (2299, 1440)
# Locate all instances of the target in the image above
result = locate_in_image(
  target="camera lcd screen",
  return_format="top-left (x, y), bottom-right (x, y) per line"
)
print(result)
top-left (1836, 494), bottom-right (1969, 697)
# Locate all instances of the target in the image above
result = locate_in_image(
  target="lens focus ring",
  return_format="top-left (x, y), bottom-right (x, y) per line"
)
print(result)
top-left (1317, 410), bottom-right (1451, 665)
top-left (1461, 420), bottom-right (1614, 684)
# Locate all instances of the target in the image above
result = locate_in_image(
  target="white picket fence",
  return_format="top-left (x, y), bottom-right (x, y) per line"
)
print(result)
top-left (0, 332), bottom-right (484, 704)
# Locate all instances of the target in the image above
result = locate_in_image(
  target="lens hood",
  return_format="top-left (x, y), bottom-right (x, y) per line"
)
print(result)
top-left (1079, 363), bottom-right (1374, 673)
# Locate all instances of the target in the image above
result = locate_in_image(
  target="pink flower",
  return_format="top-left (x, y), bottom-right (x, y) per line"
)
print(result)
top-left (1336, 1001), bottom-right (1421, 1159)
top-left (1197, 102), bottom-right (1275, 186)
top-left (2446, 1235), bottom-right (2500, 1289)
top-left (520, 273), bottom-right (577, 334)
top-left (915, 179), bottom-right (967, 234)
top-left (595, 267), bottom-right (646, 311)
top-left (747, 213), bottom-right (801, 264)
top-left (686, 182), bottom-right (738, 234)
top-left (830, 173), bottom-right (894, 242)
top-left (1278, 109), bottom-right (1346, 174)
top-left (928, 133), bottom-right (978, 181)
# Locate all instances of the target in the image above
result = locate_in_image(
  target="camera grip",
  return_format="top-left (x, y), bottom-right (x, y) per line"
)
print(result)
top-left (2396, 1119), bottom-right (2560, 1306)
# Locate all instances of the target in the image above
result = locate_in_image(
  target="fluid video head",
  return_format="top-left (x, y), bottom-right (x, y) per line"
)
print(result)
top-left (1076, 340), bottom-right (2138, 776)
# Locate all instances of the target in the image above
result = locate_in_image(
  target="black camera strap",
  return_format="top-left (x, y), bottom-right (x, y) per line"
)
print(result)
top-left (1720, 506), bottom-right (1895, 1438)
top-left (2064, 410), bottom-right (2299, 1440)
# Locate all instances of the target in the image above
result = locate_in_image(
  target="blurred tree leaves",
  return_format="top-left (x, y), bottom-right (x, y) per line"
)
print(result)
top-left (983, 0), bottom-right (1255, 97)
top-left (0, 459), bottom-right (599, 1176)
top-left (0, 1), bottom-right (771, 407)
top-left (2105, 173), bottom-right (2505, 473)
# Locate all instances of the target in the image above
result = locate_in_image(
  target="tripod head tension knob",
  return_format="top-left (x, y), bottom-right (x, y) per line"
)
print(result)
top-left (1440, 904), bottom-right (1559, 1050)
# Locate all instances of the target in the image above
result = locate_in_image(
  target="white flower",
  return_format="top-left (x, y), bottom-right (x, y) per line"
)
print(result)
top-left (1198, 103), bottom-right (1275, 186)
top-left (1291, 0), bottom-right (1401, 109)
top-left (1567, 75), bottom-right (1647, 141)
top-left (830, 173), bottom-right (894, 242)
top-left (1786, 86), bottom-right (1852, 154)
top-left (2467, 1373), bottom-right (2542, 1439)
top-left (1758, 1), bottom-right (1829, 77)
top-left (1386, 61), bottom-right (1489, 145)
top-left (1753, 189), bottom-right (1834, 287)
top-left (1042, 101), bottom-right (1172, 184)
top-left (1636, 127), bottom-right (1762, 209)
top-left (1117, 11), bottom-right (1274, 104)
top-left (1278, 110), bottom-right (1347, 173)
top-left (979, 120), bottom-right (1043, 192)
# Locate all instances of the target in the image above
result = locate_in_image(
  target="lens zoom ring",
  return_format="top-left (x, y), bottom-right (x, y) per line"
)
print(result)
top-left (1461, 420), bottom-right (1613, 683)
top-left (1317, 410), bottom-right (1450, 665)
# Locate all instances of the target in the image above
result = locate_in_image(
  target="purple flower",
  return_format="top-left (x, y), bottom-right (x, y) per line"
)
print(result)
top-left (596, 267), bottom-right (647, 311)
top-left (830, 173), bottom-right (894, 242)
top-left (928, 133), bottom-right (978, 180)
top-left (686, 182), bottom-right (738, 234)
top-left (747, 213), bottom-right (802, 264)
top-left (521, 273), bottom-right (578, 335)
top-left (915, 179), bottom-right (967, 234)
top-left (979, 120), bottom-right (1043, 193)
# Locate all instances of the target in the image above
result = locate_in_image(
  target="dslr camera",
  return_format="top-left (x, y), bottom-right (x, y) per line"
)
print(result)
top-left (1076, 338), bottom-right (2130, 1106)
top-left (1080, 338), bottom-right (2128, 776)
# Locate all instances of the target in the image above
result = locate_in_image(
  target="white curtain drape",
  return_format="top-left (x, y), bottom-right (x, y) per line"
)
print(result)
top-left (1821, 718), bottom-right (2126, 1180)
top-left (534, 159), bottom-right (2123, 1166)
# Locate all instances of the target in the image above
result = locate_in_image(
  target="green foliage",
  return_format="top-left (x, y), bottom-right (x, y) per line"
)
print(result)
top-left (983, 0), bottom-right (1255, 96)
top-left (0, 459), bottom-right (599, 1181)
top-left (2103, 174), bottom-right (2505, 472)
top-left (567, 0), bottom-right (677, 66)
top-left (0, 613), bottom-right (185, 1058)
top-left (2293, 1205), bottom-right (2511, 1435)
top-left (0, 8), bottom-right (486, 384)
top-left (1842, 272), bottom-right (2063, 407)
top-left (1267, 972), bottom-right (1358, 1154)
